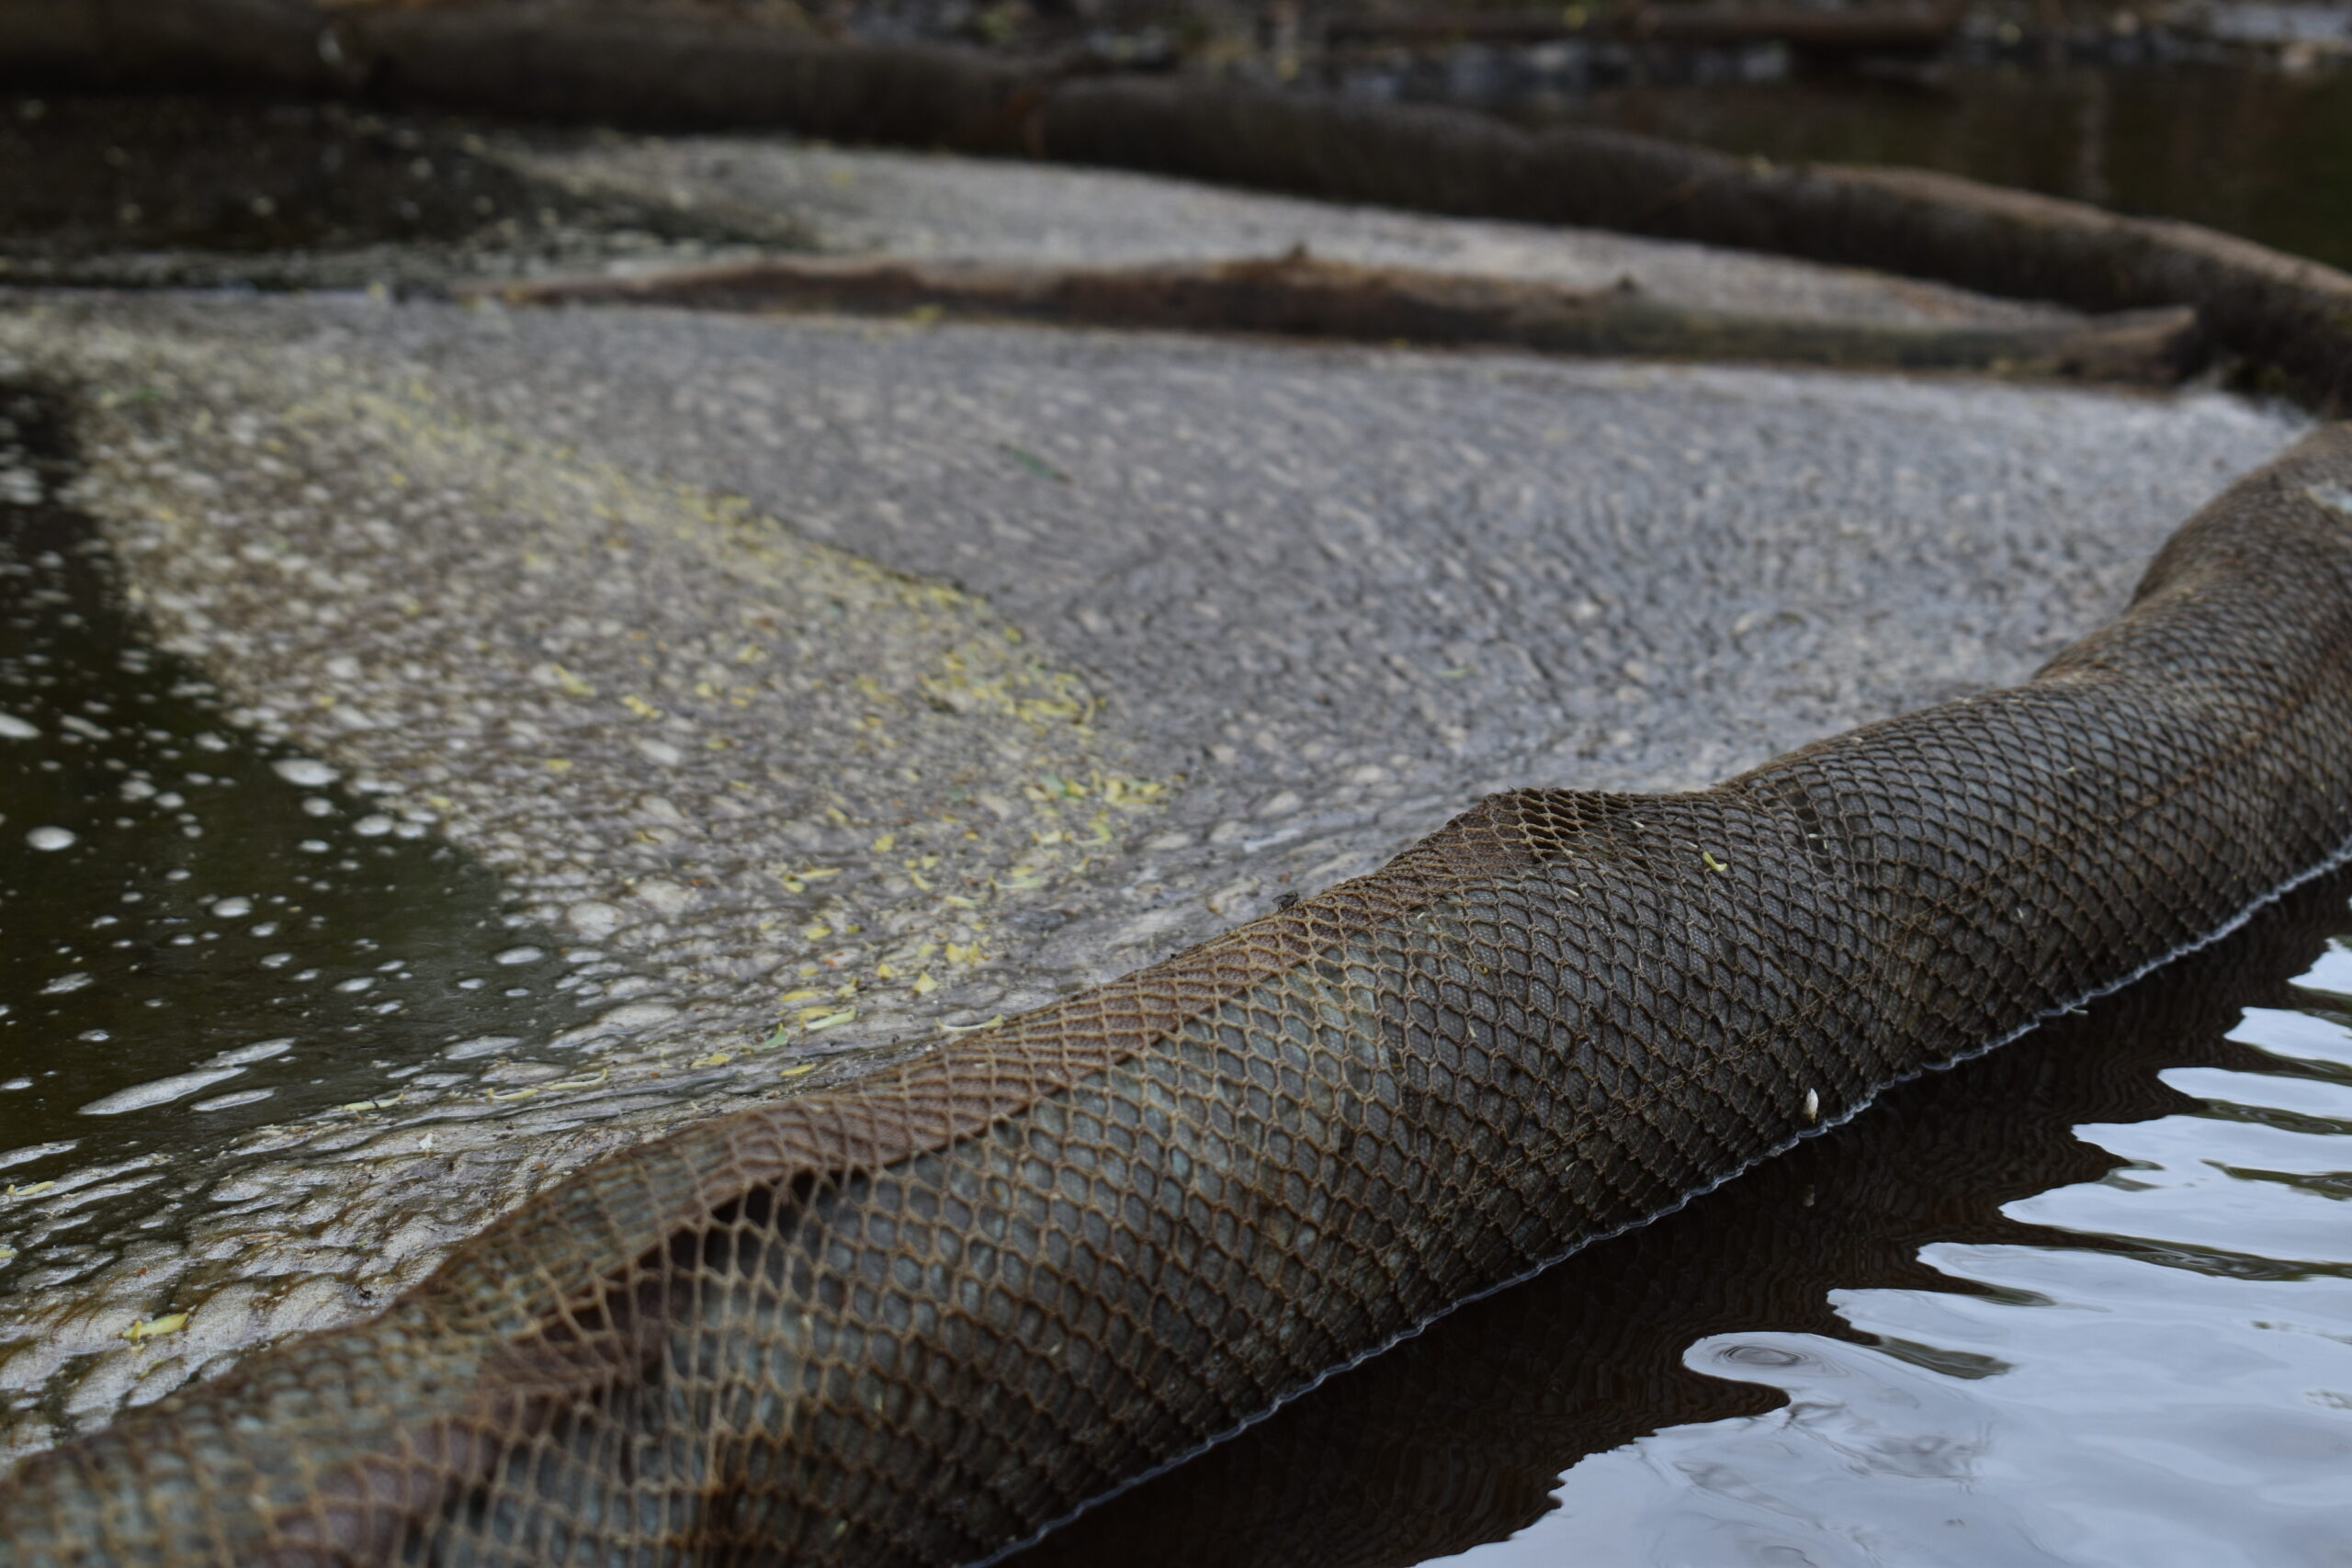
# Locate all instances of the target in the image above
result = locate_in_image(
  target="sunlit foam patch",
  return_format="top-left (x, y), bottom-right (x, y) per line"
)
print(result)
top-left (78, 1067), bottom-right (247, 1115)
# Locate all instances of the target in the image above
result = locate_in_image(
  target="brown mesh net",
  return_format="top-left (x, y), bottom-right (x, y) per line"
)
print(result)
top-left (4, 420), bottom-right (2349, 1563)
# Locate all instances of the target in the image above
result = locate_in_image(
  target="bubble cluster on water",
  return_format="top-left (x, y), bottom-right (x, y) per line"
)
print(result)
top-left (0, 382), bottom-right (695, 1449)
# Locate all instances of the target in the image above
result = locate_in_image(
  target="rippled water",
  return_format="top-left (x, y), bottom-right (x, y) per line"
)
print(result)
top-left (1012, 869), bottom-right (2352, 1567)
top-left (0, 383), bottom-right (596, 1301)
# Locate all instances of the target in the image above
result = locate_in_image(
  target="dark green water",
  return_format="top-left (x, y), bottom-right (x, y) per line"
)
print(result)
top-left (1543, 62), bottom-right (2352, 272)
top-left (0, 383), bottom-right (593, 1292)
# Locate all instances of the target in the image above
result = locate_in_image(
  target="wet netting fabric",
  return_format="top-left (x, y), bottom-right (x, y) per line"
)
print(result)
top-left (4, 413), bottom-right (2350, 1564)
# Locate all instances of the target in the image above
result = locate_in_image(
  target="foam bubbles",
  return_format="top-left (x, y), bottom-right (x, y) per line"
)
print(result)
top-left (271, 757), bottom-right (340, 787)
top-left (445, 1034), bottom-right (522, 1061)
top-left (190, 1087), bottom-right (276, 1112)
top-left (79, 1067), bottom-right (247, 1115)
top-left (202, 1038), bottom-right (294, 1068)
top-left (565, 900), bottom-right (626, 940)
top-left (25, 826), bottom-right (74, 851)
top-left (599, 1001), bottom-right (682, 1032)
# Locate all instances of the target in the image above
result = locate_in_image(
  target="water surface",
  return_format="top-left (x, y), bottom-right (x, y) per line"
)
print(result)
top-left (1548, 62), bottom-right (2352, 272)
top-left (0, 382), bottom-right (593, 1306)
top-left (1011, 867), bottom-right (2352, 1567)
top-left (1413, 59), bottom-right (2352, 273)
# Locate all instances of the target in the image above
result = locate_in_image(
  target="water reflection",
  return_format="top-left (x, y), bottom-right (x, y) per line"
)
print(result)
top-left (0, 382), bottom-right (592, 1292)
top-left (1011, 869), bottom-right (2352, 1567)
top-left (1522, 62), bottom-right (2352, 273)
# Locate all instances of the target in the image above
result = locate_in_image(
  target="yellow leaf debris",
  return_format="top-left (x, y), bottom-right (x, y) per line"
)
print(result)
top-left (122, 1313), bottom-right (188, 1344)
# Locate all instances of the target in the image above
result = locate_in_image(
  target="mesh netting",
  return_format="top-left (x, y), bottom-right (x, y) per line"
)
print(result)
top-left (5, 426), bottom-right (2351, 1564)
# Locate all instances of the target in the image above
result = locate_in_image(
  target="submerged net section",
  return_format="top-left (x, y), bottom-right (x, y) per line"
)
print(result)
top-left (5, 421), bottom-right (2351, 1563)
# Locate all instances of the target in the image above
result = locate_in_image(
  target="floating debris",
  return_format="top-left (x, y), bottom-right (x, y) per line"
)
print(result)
top-left (120, 1312), bottom-right (187, 1344)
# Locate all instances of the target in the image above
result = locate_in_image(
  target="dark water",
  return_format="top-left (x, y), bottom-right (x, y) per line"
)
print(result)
top-left (0, 384), bottom-right (595, 1292)
top-left (1329, 39), bottom-right (2352, 272)
top-left (0, 93), bottom-right (775, 292)
top-left (1008, 866), bottom-right (2352, 1566)
top-left (1524, 62), bottom-right (2352, 274)
top-left (0, 96), bottom-right (546, 257)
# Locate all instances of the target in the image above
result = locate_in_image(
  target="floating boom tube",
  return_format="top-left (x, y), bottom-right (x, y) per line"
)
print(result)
top-left (5, 416), bottom-right (2352, 1562)
top-left (9, 5), bottom-right (2352, 405)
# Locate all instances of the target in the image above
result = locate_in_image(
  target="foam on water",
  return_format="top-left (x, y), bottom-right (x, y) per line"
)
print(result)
top-left (187, 1088), bottom-right (274, 1112)
top-left (200, 1039), bottom-right (292, 1068)
top-left (0, 383), bottom-right (604, 1445)
top-left (78, 1068), bottom-right (245, 1116)
top-left (267, 758), bottom-right (338, 788)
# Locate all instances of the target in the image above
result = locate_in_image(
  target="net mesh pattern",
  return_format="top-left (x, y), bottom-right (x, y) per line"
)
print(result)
top-left (6, 427), bottom-right (2352, 1565)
